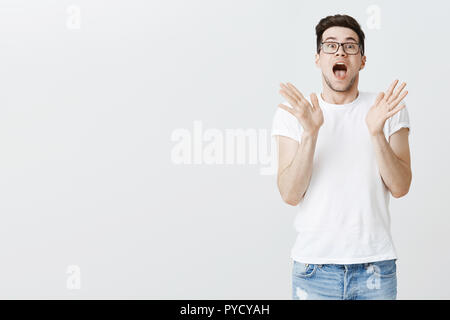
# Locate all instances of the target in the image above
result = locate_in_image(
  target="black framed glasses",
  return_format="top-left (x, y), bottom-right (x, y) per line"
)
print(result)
top-left (320, 41), bottom-right (362, 55)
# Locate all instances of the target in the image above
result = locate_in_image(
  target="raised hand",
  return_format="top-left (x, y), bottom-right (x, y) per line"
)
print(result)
top-left (278, 82), bottom-right (324, 135)
top-left (366, 79), bottom-right (408, 136)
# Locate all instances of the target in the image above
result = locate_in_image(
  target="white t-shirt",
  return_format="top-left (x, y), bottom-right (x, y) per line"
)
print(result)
top-left (271, 91), bottom-right (411, 264)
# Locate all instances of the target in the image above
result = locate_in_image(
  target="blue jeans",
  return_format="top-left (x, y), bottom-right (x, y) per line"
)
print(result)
top-left (292, 259), bottom-right (397, 300)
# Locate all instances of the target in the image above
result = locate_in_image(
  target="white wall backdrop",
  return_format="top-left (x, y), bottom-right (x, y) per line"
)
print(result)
top-left (0, 0), bottom-right (448, 299)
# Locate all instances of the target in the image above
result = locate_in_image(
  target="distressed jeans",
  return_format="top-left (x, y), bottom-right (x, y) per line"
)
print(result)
top-left (292, 259), bottom-right (397, 300)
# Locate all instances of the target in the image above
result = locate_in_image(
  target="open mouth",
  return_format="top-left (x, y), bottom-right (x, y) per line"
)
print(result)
top-left (332, 62), bottom-right (348, 80)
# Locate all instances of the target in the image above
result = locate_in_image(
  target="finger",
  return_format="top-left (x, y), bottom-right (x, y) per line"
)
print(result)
top-left (279, 88), bottom-right (299, 107)
top-left (374, 92), bottom-right (385, 106)
top-left (287, 82), bottom-right (307, 103)
top-left (310, 93), bottom-right (319, 111)
top-left (386, 103), bottom-right (406, 119)
top-left (388, 82), bottom-right (406, 103)
top-left (281, 83), bottom-right (303, 105)
top-left (385, 79), bottom-right (399, 101)
top-left (280, 84), bottom-right (300, 103)
top-left (389, 90), bottom-right (408, 111)
top-left (278, 103), bottom-right (295, 116)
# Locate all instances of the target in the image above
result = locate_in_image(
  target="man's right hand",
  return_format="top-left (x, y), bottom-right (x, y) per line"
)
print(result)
top-left (278, 82), bottom-right (324, 135)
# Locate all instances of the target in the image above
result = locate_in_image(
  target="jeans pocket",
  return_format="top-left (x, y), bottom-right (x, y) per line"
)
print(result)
top-left (369, 259), bottom-right (397, 278)
top-left (293, 261), bottom-right (317, 278)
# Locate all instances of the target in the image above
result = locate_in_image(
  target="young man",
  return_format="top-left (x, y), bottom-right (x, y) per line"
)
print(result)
top-left (271, 14), bottom-right (411, 300)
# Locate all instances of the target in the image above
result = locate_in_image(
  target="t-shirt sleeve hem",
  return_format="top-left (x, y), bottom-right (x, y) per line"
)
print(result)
top-left (271, 130), bottom-right (300, 142)
top-left (389, 122), bottom-right (410, 137)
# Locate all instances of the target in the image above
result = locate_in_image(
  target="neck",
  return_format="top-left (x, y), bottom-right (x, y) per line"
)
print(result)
top-left (321, 74), bottom-right (360, 105)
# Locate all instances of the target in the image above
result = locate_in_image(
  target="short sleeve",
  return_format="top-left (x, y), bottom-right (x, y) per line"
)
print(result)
top-left (271, 101), bottom-right (303, 142)
top-left (387, 101), bottom-right (411, 138)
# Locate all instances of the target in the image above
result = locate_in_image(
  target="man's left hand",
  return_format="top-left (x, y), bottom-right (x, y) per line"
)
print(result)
top-left (366, 79), bottom-right (408, 136)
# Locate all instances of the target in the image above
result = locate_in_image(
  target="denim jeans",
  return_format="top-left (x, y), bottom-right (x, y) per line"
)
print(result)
top-left (292, 259), bottom-right (397, 300)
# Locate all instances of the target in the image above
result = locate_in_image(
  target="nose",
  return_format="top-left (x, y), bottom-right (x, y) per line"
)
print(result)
top-left (335, 44), bottom-right (347, 57)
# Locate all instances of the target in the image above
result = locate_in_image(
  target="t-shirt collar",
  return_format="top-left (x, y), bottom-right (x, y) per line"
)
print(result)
top-left (319, 91), bottom-right (362, 109)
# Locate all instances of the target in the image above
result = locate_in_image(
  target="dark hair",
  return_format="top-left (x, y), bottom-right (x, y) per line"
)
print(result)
top-left (315, 14), bottom-right (365, 55)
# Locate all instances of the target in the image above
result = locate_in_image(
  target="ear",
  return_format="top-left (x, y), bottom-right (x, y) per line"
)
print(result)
top-left (360, 55), bottom-right (367, 71)
top-left (315, 53), bottom-right (320, 68)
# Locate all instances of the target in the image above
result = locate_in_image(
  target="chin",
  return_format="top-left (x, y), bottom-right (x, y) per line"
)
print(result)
top-left (324, 74), bottom-right (356, 92)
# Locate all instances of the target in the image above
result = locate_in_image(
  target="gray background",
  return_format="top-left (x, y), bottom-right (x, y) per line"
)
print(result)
top-left (0, 0), bottom-right (448, 299)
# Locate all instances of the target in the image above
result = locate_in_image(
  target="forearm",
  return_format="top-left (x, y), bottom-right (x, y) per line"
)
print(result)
top-left (371, 132), bottom-right (412, 197)
top-left (278, 131), bottom-right (319, 205)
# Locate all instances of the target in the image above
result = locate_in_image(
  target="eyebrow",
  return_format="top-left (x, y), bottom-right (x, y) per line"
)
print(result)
top-left (323, 36), bottom-right (358, 43)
